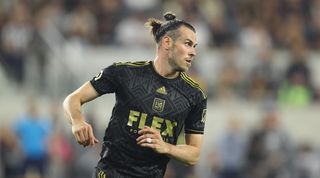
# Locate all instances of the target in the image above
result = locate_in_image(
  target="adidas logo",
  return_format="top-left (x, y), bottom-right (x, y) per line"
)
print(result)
top-left (156, 86), bottom-right (167, 95)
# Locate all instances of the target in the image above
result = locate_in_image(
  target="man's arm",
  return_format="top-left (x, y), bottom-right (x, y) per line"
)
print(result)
top-left (165, 133), bottom-right (203, 165)
top-left (63, 81), bottom-right (99, 146)
top-left (137, 126), bottom-right (203, 165)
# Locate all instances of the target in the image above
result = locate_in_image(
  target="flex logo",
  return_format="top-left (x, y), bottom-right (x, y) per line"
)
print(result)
top-left (127, 110), bottom-right (177, 138)
top-left (152, 97), bottom-right (165, 113)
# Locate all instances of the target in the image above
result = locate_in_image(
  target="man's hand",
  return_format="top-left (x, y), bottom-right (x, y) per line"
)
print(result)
top-left (72, 121), bottom-right (99, 147)
top-left (136, 126), bottom-right (170, 154)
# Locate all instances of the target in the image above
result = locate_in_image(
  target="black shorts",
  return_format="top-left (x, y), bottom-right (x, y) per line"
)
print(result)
top-left (92, 167), bottom-right (126, 178)
top-left (92, 167), bottom-right (164, 178)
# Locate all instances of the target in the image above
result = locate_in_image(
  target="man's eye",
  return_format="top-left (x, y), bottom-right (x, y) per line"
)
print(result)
top-left (185, 42), bottom-right (192, 47)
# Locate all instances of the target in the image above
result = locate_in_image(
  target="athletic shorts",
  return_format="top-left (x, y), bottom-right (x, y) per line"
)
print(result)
top-left (92, 167), bottom-right (164, 178)
top-left (92, 167), bottom-right (126, 178)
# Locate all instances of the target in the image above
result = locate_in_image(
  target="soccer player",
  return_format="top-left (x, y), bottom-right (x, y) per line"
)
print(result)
top-left (63, 12), bottom-right (207, 178)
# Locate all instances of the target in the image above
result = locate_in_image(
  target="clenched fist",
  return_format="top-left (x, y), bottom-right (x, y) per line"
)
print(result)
top-left (72, 121), bottom-right (99, 147)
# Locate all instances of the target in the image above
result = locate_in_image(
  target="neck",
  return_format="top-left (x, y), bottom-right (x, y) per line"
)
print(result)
top-left (153, 56), bottom-right (180, 79)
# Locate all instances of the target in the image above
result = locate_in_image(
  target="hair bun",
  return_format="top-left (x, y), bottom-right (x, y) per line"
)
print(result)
top-left (164, 12), bottom-right (176, 21)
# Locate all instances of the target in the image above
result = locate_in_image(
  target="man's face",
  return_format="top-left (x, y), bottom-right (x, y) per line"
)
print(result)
top-left (168, 26), bottom-right (197, 72)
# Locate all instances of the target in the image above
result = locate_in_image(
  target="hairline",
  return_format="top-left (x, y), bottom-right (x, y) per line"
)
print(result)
top-left (157, 24), bottom-right (196, 46)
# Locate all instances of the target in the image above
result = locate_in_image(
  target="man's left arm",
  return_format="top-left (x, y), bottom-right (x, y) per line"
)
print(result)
top-left (137, 126), bottom-right (203, 166)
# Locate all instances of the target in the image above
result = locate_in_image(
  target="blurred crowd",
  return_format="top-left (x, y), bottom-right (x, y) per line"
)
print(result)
top-left (0, 100), bottom-right (102, 178)
top-left (1, 0), bottom-right (320, 48)
top-left (206, 112), bottom-right (320, 178)
top-left (0, 0), bottom-right (319, 105)
top-left (1, 0), bottom-right (320, 178)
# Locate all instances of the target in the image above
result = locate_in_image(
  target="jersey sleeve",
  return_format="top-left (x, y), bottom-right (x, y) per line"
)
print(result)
top-left (184, 97), bottom-right (207, 134)
top-left (90, 64), bottom-right (120, 95)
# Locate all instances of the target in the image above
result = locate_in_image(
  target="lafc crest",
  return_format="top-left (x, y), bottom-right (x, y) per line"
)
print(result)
top-left (152, 98), bottom-right (165, 113)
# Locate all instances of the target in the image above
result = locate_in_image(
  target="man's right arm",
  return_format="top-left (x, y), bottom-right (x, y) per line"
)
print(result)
top-left (63, 81), bottom-right (99, 147)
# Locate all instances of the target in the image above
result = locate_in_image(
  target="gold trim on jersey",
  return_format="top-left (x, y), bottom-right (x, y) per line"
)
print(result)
top-left (180, 72), bottom-right (207, 99)
top-left (114, 61), bottom-right (150, 67)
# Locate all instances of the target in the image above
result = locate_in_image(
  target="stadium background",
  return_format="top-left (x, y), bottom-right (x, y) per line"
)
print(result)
top-left (1, 0), bottom-right (320, 178)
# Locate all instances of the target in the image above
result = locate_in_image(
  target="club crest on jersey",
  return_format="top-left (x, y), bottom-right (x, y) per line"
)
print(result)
top-left (152, 97), bottom-right (165, 113)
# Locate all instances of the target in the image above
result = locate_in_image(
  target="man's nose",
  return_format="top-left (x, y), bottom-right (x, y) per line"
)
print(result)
top-left (189, 48), bottom-right (196, 57)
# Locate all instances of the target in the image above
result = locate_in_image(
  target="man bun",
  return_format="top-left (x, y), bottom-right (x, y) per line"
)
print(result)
top-left (145, 12), bottom-right (195, 43)
top-left (145, 18), bottom-right (162, 37)
top-left (164, 12), bottom-right (176, 21)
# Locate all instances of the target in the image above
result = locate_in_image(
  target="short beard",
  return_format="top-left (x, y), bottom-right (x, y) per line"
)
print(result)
top-left (168, 46), bottom-right (185, 72)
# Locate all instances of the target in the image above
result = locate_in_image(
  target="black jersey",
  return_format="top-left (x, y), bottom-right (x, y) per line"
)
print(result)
top-left (90, 61), bottom-right (207, 178)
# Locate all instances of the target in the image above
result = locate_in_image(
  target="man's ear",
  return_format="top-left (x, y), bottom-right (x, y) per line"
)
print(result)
top-left (162, 36), bottom-right (172, 50)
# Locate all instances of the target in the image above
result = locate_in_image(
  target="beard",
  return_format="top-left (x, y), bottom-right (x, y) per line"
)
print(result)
top-left (168, 47), bottom-right (187, 72)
